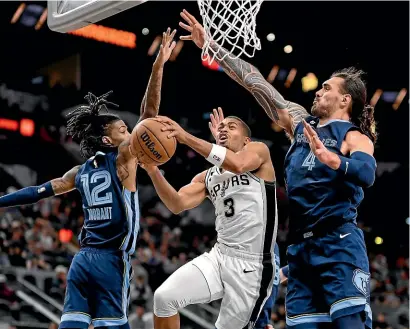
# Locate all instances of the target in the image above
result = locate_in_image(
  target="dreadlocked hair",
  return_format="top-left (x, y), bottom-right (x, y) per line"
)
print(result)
top-left (66, 91), bottom-right (121, 159)
top-left (331, 67), bottom-right (378, 143)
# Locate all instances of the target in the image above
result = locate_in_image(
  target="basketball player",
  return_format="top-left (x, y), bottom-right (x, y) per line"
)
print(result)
top-left (0, 28), bottom-right (177, 329)
top-left (140, 114), bottom-right (278, 329)
top-left (208, 108), bottom-right (283, 329)
top-left (179, 10), bottom-right (376, 329)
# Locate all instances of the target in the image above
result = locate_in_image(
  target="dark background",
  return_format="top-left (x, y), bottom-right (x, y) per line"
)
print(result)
top-left (0, 1), bottom-right (408, 259)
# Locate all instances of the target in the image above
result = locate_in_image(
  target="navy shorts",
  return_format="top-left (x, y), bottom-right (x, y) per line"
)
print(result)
top-left (59, 248), bottom-right (132, 328)
top-left (286, 223), bottom-right (372, 328)
top-left (255, 243), bottom-right (281, 328)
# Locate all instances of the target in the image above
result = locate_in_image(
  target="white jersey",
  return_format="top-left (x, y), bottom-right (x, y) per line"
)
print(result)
top-left (205, 166), bottom-right (278, 255)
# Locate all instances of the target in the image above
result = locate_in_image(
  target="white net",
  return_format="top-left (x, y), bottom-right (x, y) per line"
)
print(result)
top-left (197, 0), bottom-right (264, 64)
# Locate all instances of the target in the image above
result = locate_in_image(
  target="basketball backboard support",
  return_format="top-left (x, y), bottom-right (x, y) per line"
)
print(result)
top-left (47, 0), bottom-right (147, 33)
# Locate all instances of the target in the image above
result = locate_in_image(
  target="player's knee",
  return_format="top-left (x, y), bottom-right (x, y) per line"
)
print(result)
top-left (153, 284), bottom-right (183, 317)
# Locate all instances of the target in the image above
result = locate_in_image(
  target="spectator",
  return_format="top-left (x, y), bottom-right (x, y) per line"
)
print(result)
top-left (373, 313), bottom-right (392, 329)
top-left (49, 265), bottom-right (67, 301)
top-left (130, 274), bottom-right (153, 310)
top-left (129, 302), bottom-right (154, 329)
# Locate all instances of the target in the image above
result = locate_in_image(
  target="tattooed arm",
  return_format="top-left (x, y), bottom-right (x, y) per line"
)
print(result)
top-left (211, 43), bottom-right (309, 137)
top-left (139, 28), bottom-right (176, 122)
top-left (179, 10), bottom-right (309, 138)
top-left (139, 62), bottom-right (164, 122)
top-left (51, 166), bottom-right (81, 194)
top-left (0, 166), bottom-right (80, 208)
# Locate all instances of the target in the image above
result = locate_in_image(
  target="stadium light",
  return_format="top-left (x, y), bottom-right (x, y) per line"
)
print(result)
top-left (284, 45), bottom-right (293, 54)
top-left (69, 24), bottom-right (136, 49)
top-left (266, 33), bottom-right (275, 41)
top-left (266, 65), bottom-right (279, 83)
top-left (148, 36), bottom-right (162, 56)
top-left (285, 68), bottom-right (297, 88)
top-left (301, 73), bottom-right (318, 92)
top-left (20, 119), bottom-right (35, 137)
top-left (10, 3), bottom-right (26, 24)
top-left (374, 237), bottom-right (383, 245)
top-left (392, 88), bottom-right (407, 110)
top-left (370, 89), bottom-right (383, 107)
top-left (170, 41), bottom-right (184, 62)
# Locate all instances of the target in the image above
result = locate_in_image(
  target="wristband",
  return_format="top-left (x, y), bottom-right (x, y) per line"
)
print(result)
top-left (206, 144), bottom-right (227, 167)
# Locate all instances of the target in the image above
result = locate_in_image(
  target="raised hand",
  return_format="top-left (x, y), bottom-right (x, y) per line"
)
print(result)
top-left (155, 28), bottom-right (177, 64)
top-left (303, 120), bottom-right (335, 168)
top-left (179, 9), bottom-right (206, 49)
top-left (208, 107), bottom-right (224, 142)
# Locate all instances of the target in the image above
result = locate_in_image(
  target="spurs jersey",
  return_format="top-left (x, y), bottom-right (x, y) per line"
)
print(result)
top-left (205, 166), bottom-right (278, 255)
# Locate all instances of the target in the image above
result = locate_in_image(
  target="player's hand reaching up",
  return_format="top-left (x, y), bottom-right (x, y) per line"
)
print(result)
top-left (303, 120), bottom-right (338, 169)
top-left (155, 28), bottom-right (177, 64)
top-left (179, 9), bottom-right (206, 49)
top-left (209, 107), bottom-right (224, 142)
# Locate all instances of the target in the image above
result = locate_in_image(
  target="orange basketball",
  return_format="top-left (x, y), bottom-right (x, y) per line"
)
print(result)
top-left (130, 118), bottom-right (177, 166)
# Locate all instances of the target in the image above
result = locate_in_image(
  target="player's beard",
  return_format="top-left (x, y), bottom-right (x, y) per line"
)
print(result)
top-left (311, 103), bottom-right (329, 118)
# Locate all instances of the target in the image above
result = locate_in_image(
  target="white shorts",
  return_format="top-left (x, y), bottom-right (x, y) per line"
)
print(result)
top-left (191, 243), bottom-right (275, 329)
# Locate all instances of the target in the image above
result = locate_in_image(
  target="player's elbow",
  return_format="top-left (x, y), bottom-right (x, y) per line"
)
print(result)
top-left (169, 195), bottom-right (187, 215)
top-left (169, 202), bottom-right (184, 215)
top-left (361, 163), bottom-right (376, 188)
top-left (142, 106), bottom-right (159, 119)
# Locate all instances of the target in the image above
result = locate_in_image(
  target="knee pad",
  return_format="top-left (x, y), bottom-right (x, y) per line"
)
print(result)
top-left (153, 284), bottom-right (183, 318)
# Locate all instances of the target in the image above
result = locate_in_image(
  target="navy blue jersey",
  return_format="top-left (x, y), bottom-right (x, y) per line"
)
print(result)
top-left (284, 116), bottom-right (364, 237)
top-left (75, 151), bottom-right (140, 254)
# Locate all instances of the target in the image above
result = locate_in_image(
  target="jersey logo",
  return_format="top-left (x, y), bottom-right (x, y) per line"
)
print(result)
top-left (352, 269), bottom-right (370, 297)
top-left (243, 269), bottom-right (256, 274)
top-left (340, 233), bottom-right (351, 239)
top-left (302, 150), bottom-right (316, 170)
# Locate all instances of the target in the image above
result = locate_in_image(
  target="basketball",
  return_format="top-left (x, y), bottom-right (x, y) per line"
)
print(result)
top-left (130, 118), bottom-right (177, 166)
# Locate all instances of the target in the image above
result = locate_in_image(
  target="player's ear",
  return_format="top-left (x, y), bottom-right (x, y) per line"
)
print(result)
top-left (342, 94), bottom-right (352, 107)
top-left (102, 136), bottom-right (112, 145)
top-left (244, 136), bottom-right (251, 145)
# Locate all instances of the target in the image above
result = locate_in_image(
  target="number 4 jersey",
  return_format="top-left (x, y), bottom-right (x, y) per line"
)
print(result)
top-left (205, 166), bottom-right (278, 256)
top-left (75, 151), bottom-right (140, 254)
top-left (284, 116), bottom-right (365, 241)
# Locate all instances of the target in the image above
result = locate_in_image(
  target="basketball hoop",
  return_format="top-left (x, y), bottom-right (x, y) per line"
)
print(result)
top-left (197, 0), bottom-right (264, 64)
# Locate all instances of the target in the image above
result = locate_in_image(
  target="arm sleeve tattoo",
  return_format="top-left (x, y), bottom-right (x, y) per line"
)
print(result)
top-left (210, 43), bottom-right (309, 135)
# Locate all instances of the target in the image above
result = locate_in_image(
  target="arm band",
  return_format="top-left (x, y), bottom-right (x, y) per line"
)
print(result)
top-left (281, 265), bottom-right (289, 279)
top-left (338, 151), bottom-right (376, 188)
top-left (0, 182), bottom-right (54, 208)
top-left (206, 144), bottom-right (227, 167)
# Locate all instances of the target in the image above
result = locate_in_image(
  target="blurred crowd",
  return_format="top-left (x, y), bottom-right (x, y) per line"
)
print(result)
top-left (0, 179), bottom-right (408, 329)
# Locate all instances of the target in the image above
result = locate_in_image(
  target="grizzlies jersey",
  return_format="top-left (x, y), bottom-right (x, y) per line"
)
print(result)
top-left (75, 151), bottom-right (140, 254)
top-left (205, 166), bottom-right (277, 255)
top-left (284, 116), bottom-right (364, 239)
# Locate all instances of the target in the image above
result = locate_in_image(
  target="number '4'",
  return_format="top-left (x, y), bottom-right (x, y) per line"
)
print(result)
top-left (302, 150), bottom-right (316, 171)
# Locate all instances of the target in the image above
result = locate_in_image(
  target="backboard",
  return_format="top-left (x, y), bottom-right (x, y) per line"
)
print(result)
top-left (47, 0), bottom-right (148, 33)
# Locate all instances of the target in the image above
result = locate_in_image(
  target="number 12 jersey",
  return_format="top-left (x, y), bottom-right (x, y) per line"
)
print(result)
top-left (75, 151), bottom-right (140, 255)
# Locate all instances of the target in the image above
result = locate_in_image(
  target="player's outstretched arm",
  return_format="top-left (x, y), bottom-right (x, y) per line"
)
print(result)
top-left (141, 166), bottom-right (207, 214)
top-left (139, 28), bottom-right (176, 122)
top-left (0, 165), bottom-right (80, 208)
top-left (156, 116), bottom-right (270, 175)
top-left (303, 121), bottom-right (376, 188)
top-left (179, 10), bottom-right (309, 137)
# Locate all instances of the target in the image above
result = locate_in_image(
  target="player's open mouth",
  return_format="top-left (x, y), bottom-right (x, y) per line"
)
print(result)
top-left (219, 135), bottom-right (228, 143)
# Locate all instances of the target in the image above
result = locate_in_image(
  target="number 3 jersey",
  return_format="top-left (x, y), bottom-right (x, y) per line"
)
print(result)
top-left (284, 116), bottom-right (365, 240)
top-left (205, 166), bottom-right (278, 256)
top-left (75, 151), bottom-right (140, 254)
